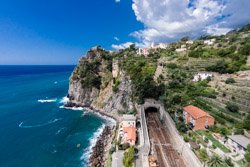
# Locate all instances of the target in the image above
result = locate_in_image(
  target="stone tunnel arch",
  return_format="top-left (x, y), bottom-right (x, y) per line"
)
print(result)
top-left (144, 106), bottom-right (164, 122)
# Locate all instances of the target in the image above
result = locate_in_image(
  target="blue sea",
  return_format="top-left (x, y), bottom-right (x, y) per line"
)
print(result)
top-left (0, 65), bottom-right (111, 167)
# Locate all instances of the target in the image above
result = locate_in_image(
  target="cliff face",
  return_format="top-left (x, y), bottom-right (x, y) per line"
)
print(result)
top-left (68, 47), bottom-right (134, 115)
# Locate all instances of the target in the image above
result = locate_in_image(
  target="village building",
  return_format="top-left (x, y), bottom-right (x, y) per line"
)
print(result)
top-left (121, 114), bottom-right (136, 127)
top-left (193, 72), bottom-right (213, 82)
top-left (175, 44), bottom-right (187, 52)
top-left (227, 135), bottom-right (250, 154)
top-left (137, 48), bottom-right (150, 56)
top-left (122, 127), bottom-right (136, 145)
top-left (151, 42), bottom-right (169, 49)
top-left (183, 105), bottom-right (215, 131)
top-left (186, 40), bottom-right (194, 45)
top-left (118, 114), bottom-right (137, 146)
top-left (204, 39), bottom-right (216, 45)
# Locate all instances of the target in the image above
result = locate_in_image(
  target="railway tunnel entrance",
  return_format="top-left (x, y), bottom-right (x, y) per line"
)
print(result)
top-left (145, 106), bottom-right (185, 167)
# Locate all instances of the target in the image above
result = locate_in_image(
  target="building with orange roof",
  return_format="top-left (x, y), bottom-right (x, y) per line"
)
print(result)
top-left (122, 127), bottom-right (136, 145)
top-left (183, 105), bottom-right (215, 131)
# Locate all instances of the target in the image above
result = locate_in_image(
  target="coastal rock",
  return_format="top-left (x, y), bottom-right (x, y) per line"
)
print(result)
top-left (68, 47), bottom-right (133, 115)
top-left (89, 126), bottom-right (112, 167)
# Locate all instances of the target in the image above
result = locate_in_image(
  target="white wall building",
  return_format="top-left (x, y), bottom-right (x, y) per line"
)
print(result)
top-left (186, 40), bottom-right (194, 45)
top-left (193, 73), bottom-right (213, 82)
top-left (152, 43), bottom-right (169, 49)
top-left (227, 135), bottom-right (250, 155)
top-left (176, 44), bottom-right (187, 52)
top-left (204, 39), bottom-right (216, 45)
top-left (120, 114), bottom-right (136, 128)
top-left (137, 48), bottom-right (150, 56)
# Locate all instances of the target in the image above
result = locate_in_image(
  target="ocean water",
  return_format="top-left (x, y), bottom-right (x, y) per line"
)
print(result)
top-left (0, 65), bottom-right (110, 167)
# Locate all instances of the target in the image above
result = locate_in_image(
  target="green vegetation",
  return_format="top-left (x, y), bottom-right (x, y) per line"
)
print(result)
top-left (123, 147), bottom-right (135, 167)
top-left (226, 102), bottom-right (239, 113)
top-left (196, 131), bottom-right (230, 153)
top-left (197, 148), bottom-right (208, 162)
top-left (112, 78), bottom-right (121, 92)
top-left (207, 154), bottom-right (225, 167)
top-left (243, 115), bottom-right (250, 130)
top-left (120, 55), bottom-right (164, 103)
top-left (106, 152), bottom-right (112, 167)
top-left (244, 145), bottom-right (250, 163)
top-left (225, 158), bottom-right (234, 167)
top-left (225, 78), bottom-right (236, 84)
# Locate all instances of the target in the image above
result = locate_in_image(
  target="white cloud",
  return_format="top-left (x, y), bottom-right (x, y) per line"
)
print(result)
top-left (131, 0), bottom-right (250, 45)
top-left (114, 36), bottom-right (120, 41)
top-left (115, 0), bottom-right (120, 3)
top-left (111, 42), bottom-right (133, 50)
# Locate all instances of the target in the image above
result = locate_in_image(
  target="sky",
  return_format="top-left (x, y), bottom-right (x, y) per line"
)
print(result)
top-left (0, 0), bottom-right (250, 65)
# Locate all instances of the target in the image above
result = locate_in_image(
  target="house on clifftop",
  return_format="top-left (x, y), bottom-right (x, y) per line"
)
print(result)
top-left (183, 105), bottom-right (215, 131)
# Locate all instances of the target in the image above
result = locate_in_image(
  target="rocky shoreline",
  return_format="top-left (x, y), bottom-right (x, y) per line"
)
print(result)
top-left (64, 101), bottom-right (117, 167)
top-left (64, 101), bottom-right (120, 122)
top-left (89, 126), bottom-right (112, 167)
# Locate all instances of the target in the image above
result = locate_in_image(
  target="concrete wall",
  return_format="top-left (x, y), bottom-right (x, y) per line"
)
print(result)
top-left (142, 99), bottom-right (203, 167)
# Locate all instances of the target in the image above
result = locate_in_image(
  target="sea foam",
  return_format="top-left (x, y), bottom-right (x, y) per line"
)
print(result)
top-left (38, 99), bottom-right (57, 103)
top-left (80, 124), bottom-right (106, 163)
top-left (19, 118), bottom-right (62, 128)
top-left (60, 96), bottom-right (69, 104)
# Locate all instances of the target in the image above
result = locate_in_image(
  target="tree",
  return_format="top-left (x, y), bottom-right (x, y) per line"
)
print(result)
top-left (123, 147), bottom-right (135, 167)
top-left (181, 36), bottom-right (189, 42)
top-left (207, 155), bottom-right (225, 167)
top-left (199, 149), bottom-right (208, 162)
top-left (225, 158), bottom-right (234, 167)
top-left (226, 102), bottom-right (239, 113)
top-left (245, 145), bottom-right (250, 163)
top-left (225, 78), bottom-right (236, 84)
top-left (243, 115), bottom-right (250, 130)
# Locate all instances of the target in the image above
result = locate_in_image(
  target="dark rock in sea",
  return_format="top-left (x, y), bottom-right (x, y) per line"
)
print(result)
top-left (64, 102), bottom-right (83, 108)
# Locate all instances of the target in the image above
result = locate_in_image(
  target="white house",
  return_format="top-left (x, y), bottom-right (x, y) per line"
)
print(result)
top-left (193, 73), bottom-right (213, 82)
top-left (137, 48), bottom-right (150, 56)
top-left (186, 40), bottom-right (194, 45)
top-left (118, 114), bottom-right (137, 146)
top-left (152, 43), bottom-right (169, 49)
top-left (121, 114), bottom-right (136, 127)
top-left (204, 39), bottom-right (216, 45)
top-left (227, 135), bottom-right (250, 154)
top-left (176, 45), bottom-right (187, 52)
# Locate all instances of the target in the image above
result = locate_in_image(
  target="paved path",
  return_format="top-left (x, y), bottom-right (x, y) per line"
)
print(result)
top-left (112, 150), bottom-right (124, 167)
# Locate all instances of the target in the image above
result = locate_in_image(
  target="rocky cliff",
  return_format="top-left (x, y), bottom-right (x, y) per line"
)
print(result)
top-left (68, 46), bottom-right (134, 116)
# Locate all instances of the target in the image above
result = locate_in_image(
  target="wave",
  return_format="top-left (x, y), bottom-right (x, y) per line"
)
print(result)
top-left (19, 118), bottom-right (62, 128)
top-left (60, 96), bottom-right (69, 104)
top-left (59, 106), bottom-right (84, 111)
top-left (80, 124), bottom-right (106, 163)
top-left (38, 99), bottom-right (57, 103)
top-left (55, 127), bottom-right (66, 135)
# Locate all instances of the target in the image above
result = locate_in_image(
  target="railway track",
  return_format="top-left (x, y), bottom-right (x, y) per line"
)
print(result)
top-left (146, 111), bottom-right (185, 167)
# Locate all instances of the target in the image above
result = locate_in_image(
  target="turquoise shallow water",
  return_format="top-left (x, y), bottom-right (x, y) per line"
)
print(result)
top-left (0, 65), bottom-right (108, 167)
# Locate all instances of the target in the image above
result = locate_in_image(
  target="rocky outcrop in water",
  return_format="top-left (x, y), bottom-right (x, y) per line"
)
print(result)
top-left (89, 126), bottom-right (112, 167)
top-left (67, 46), bottom-right (134, 115)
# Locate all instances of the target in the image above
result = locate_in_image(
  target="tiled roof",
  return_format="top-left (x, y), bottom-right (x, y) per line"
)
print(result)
top-left (183, 105), bottom-right (212, 119)
top-left (123, 127), bottom-right (136, 142)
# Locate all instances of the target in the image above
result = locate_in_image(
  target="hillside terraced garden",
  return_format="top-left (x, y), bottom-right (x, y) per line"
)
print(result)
top-left (70, 25), bottom-right (250, 166)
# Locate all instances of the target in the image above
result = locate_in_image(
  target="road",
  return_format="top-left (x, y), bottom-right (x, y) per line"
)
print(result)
top-left (112, 150), bottom-right (124, 167)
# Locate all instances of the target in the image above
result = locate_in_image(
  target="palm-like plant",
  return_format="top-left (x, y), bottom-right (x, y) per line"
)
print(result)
top-left (207, 155), bottom-right (225, 167)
